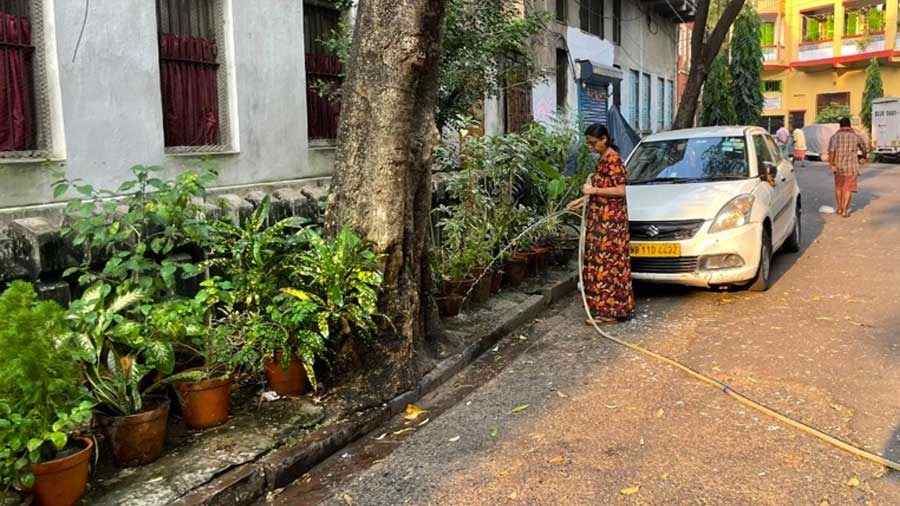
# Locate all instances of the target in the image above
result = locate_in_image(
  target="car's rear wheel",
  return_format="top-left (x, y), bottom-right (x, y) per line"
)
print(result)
top-left (748, 228), bottom-right (773, 292)
top-left (783, 202), bottom-right (801, 253)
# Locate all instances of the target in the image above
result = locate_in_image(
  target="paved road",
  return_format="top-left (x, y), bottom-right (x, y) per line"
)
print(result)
top-left (271, 162), bottom-right (900, 505)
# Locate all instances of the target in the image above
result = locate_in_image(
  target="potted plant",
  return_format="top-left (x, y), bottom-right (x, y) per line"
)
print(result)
top-left (0, 282), bottom-right (94, 506)
top-left (164, 280), bottom-right (252, 430)
top-left (63, 283), bottom-right (175, 467)
top-left (282, 228), bottom-right (383, 374)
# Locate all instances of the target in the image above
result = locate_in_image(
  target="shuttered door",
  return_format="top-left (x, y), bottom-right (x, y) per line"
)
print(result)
top-left (578, 82), bottom-right (608, 127)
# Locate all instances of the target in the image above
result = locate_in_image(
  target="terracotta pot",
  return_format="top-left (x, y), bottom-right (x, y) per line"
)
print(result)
top-left (470, 273), bottom-right (492, 304)
top-left (95, 399), bottom-right (169, 467)
top-left (503, 254), bottom-right (529, 287)
top-left (436, 294), bottom-right (464, 317)
top-left (443, 278), bottom-right (476, 297)
top-left (264, 352), bottom-right (307, 396)
top-left (528, 246), bottom-right (550, 274)
top-left (175, 376), bottom-right (232, 430)
top-left (490, 269), bottom-right (503, 294)
top-left (31, 437), bottom-right (93, 506)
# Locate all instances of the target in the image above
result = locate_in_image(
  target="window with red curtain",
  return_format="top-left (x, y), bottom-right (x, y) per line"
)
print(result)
top-left (304, 3), bottom-right (342, 140)
top-left (0, 0), bottom-right (35, 152)
top-left (157, 0), bottom-right (220, 147)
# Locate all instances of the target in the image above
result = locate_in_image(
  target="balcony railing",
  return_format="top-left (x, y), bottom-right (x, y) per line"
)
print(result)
top-left (755, 0), bottom-right (784, 13)
top-left (797, 40), bottom-right (834, 61)
top-left (841, 33), bottom-right (886, 56)
top-left (762, 45), bottom-right (784, 63)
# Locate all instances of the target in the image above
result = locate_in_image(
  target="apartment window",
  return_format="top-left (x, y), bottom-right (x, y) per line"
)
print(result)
top-left (665, 79), bottom-right (674, 129)
top-left (802, 9), bottom-right (835, 43)
top-left (157, 0), bottom-right (226, 150)
top-left (762, 80), bottom-right (782, 93)
top-left (656, 77), bottom-right (665, 131)
top-left (556, 49), bottom-right (568, 111)
top-left (844, 2), bottom-right (886, 37)
top-left (503, 66), bottom-right (533, 133)
top-left (760, 21), bottom-right (776, 46)
top-left (816, 92), bottom-right (850, 116)
top-left (305, 3), bottom-right (343, 140)
top-left (612, 0), bottom-right (622, 45)
top-left (641, 72), bottom-right (650, 131)
top-left (556, 0), bottom-right (567, 23)
top-left (0, 0), bottom-right (35, 152)
top-left (580, 0), bottom-right (603, 38)
top-left (629, 69), bottom-right (639, 127)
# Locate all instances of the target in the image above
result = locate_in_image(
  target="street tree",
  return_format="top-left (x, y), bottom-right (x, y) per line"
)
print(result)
top-left (325, 0), bottom-right (449, 396)
top-left (674, 0), bottom-right (747, 129)
top-left (730, 6), bottom-right (764, 125)
top-left (700, 53), bottom-right (737, 126)
top-left (861, 58), bottom-right (884, 131)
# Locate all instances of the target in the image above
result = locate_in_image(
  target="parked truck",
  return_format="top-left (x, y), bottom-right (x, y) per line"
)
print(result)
top-left (872, 97), bottom-right (900, 163)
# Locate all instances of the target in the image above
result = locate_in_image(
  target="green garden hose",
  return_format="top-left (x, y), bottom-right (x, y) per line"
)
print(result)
top-left (574, 197), bottom-right (900, 473)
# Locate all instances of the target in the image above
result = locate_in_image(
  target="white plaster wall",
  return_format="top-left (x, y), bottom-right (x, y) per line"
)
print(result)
top-left (0, 0), bottom-right (312, 210)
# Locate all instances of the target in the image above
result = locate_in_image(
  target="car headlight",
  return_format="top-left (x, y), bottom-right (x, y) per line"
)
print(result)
top-left (709, 194), bottom-right (755, 233)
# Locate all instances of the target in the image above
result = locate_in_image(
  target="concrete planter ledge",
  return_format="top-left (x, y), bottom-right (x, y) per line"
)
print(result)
top-left (84, 267), bottom-right (577, 506)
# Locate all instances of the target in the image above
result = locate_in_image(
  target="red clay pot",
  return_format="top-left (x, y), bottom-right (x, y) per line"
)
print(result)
top-left (264, 352), bottom-right (307, 396)
top-left (443, 278), bottom-right (476, 297)
top-left (31, 437), bottom-right (93, 506)
top-left (470, 273), bottom-right (492, 303)
top-left (175, 376), bottom-right (232, 430)
top-left (528, 245), bottom-right (550, 275)
top-left (504, 253), bottom-right (529, 287)
top-left (490, 269), bottom-right (503, 294)
top-left (436, 294), bottom-right (464, 317)
top-left (95, 399), bottom-right (169, 467)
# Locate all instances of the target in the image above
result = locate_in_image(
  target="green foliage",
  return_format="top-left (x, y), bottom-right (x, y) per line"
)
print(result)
top-left (62, 283), bottom-right (173, 416)
top-left (861, 59), bottom-right (883, 130)
top-left (0, 282), bottom-right (93, 490)
top-left (731, 7), bottom-right (764, 126)
top-left (283, 228), bottom-right (384, 342)
top-left (53, 164), bottom-right (216, 296)
top-left (816, 104), bottom-right (851, 124)
top-left (701, 53), bottom-right (737, 127)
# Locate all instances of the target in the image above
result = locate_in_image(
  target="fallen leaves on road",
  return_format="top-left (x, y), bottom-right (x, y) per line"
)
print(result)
top-left (845, 476), bottom-right (861, 488)
top-left (620, 485), bottom-right (640, 495)
top-left (655, 408), bottom-right (665, 418)
top-left (548, 456), bottom-right (566, 465)
top-left (489, 427), bottom-right (500, 439)
top-left (511, 404), bottom-right (530, 414)
top-left (374, 432), bottom-right (388, 440)
top-left (340, 492), bottom-right (354, 505)
top-left (448, 436), bottom-right (461, 442)
top-left (392, 428), bottom-right (415, 436)
top-left (417, 418), bottom-right (430, 427)
top-left (403, 403), bottom-right (427, 421)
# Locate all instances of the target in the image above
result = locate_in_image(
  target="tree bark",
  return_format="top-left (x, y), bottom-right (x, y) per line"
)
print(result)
top-left (325, 0), bottom-right (448, 396)
top-left (674, 0), bottom-right (747, 129)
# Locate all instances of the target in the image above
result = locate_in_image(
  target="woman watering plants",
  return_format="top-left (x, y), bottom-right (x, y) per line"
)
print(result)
top-left (567, 123), bottom-right (635, 324)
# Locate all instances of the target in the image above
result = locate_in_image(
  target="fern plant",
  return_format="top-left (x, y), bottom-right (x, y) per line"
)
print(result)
top-left (0, 282), bottom-right (93, 490)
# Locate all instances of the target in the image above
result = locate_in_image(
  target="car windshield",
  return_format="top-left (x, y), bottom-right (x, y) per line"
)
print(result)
top-left (627, 136), bottom-right (750, 185)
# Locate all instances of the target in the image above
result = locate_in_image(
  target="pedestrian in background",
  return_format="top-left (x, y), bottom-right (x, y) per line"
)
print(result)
top-left (792, 125), bottom-right (807, 167)
top-left (775, 125), bottom-right (791, 159)
top-left (827, 117), bottom-right (868, 218)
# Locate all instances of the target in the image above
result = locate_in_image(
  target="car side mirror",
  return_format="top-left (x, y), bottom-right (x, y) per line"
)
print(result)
top-left (760, 161), bottom-right (777, 186)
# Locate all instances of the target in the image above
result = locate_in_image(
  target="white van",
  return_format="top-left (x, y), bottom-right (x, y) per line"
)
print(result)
top-left (872, 97), bottom-right (900, 162)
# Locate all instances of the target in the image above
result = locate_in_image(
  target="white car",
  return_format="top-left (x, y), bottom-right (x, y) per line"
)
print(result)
top-left (625, 126), bottom-right (802, 291)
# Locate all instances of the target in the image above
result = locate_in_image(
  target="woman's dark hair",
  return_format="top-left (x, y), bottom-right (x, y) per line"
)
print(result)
top-left (584, 123), bottom-right (618, 152)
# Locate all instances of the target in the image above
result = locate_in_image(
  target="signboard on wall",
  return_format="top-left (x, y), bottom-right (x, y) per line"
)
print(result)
top-left (578, 82), bottom-right (608, 127)
top-left (763, 95), bottom-right (782, 111)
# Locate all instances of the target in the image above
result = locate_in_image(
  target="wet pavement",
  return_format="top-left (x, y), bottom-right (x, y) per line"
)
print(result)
top-left (267, 162), bottom-right (900, 505)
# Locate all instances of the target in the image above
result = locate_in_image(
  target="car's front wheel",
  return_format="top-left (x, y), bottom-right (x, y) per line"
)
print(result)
top-left (783, 202), bottom-right (802, 253)
top-left (748, 228), bottom-right (773, 292)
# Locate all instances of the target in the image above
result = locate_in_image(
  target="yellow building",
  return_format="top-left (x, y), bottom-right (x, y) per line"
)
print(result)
top-left (756, 0), bottom-right (900, 131)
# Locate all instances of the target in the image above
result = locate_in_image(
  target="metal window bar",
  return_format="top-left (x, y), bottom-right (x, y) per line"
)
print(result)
top-left (0, 0), bottom-right (28, 16)
top-left (0, 0), bottom-right (36, 152)
top-left (305, 3), bottom-right (343, 140)
top-left (157, 0), bottom-right (215, 39)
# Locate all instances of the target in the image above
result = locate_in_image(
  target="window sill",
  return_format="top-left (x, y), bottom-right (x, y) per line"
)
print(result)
top-left (165, 149), bottom-right (240, 157)
top-left (0, 153), bottom-right (64, 165)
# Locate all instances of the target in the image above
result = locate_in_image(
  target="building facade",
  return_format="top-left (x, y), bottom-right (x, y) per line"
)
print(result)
top-left (485, 0), bottom-right (691, 136)
top-left (756, 0), bottom-right (900, 132)
top-left (0, 0), bottom-right (342, 215)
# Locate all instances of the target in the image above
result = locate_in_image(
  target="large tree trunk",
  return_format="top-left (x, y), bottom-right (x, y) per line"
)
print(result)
top-left (673, 0), bottom-right (746, 129)
top-left (325, 0), bottom-right (447, 399)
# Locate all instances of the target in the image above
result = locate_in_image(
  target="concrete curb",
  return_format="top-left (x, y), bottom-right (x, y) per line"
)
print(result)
top-left (173, 274), bottom-right (577, 505)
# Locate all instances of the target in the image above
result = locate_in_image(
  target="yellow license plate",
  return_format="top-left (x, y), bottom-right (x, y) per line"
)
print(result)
top-left (629, 242), bottom-right (681, 257)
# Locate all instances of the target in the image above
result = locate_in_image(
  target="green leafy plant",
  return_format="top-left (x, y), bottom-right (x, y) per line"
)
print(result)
top-left (0, 282), bottom-right (93, 490)
top-left (816, 104), bottom-right (852, 124)
top-left (53, 164), bottom-right (216, 295)
top-left (701, 53), bottom-right (737, 127)
top-left (861, 58), bottom-right (883, 131)
top-left (62, 283), bottom-right (174, 417)
top-left (282, 228), bottom-right (383, 342)
top-left (731, 6), bottom-right (764, 126)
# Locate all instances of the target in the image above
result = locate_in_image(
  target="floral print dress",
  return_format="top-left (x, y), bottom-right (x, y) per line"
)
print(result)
top-left (582, 149), bottom-right (635, 321)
